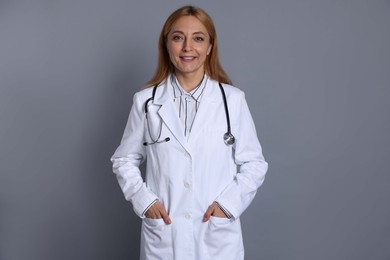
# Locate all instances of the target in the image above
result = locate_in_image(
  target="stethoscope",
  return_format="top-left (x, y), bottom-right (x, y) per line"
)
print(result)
top-left (143, 82), bottom-right (235, 146)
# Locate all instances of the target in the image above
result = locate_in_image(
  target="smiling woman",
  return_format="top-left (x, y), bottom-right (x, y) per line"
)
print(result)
top-left (165, 16), bottom-right (212, 91)
top-left (111, 5), bottom-right (268, 260)
top-left (146, 5), bottom-right (232, 90)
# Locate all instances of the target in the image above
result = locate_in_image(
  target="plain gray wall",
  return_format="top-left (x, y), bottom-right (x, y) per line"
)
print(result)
top-left (1, 0), bottom-right (389, 259)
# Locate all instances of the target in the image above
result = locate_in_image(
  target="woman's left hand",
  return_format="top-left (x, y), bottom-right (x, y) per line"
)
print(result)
top-left (203, 202), bottom-right (228, 222)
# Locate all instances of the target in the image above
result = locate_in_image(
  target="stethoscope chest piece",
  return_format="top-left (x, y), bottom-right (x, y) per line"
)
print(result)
top-left (224, 132), bottom-right (235, 145)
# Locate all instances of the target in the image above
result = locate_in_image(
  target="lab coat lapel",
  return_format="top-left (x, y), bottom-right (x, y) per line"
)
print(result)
top-left (153, 80), bottom-right (189, 152)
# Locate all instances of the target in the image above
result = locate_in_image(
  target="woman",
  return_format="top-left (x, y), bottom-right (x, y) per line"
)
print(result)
top-left (111, 5), bottom-right (268, 260)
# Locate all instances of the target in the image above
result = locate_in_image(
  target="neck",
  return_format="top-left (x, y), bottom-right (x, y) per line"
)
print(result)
top-left (175, 71), bottom-right (205, 92)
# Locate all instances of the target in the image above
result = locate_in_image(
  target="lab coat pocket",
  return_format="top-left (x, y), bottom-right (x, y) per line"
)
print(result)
top-left (143, 217), bottom-right (167, 227)
top-left (141, 218), bottom-right (173, 259)
top-left (209, 216), bottom-right (232, 225)
top-left (204, 216), bottom-right (244, 260)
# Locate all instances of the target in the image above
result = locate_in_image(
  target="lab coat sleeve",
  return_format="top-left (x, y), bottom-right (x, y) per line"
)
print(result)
top-left (110, 92), bottom-right (159, 218)
top-left (215, 91), bottom-right (268, 219)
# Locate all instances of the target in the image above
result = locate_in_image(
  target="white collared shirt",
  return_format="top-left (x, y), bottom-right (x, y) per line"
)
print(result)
top-left (171, 74), bottom-right (208, 138)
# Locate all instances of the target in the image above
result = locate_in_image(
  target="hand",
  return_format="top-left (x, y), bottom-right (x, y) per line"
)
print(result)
top-left (203, 202), bottom-right (228, 222)
top-left (145, 201), bottom-right (171, 224)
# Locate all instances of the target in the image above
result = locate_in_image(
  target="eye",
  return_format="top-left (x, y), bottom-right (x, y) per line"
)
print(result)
top-left (194, 36), bottom-right (204, 42)
top-left (172, 35), bottom-right (183, 41)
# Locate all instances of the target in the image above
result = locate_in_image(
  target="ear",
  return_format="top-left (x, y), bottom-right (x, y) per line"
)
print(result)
top-left (207, 44), bottom-right (212, 55)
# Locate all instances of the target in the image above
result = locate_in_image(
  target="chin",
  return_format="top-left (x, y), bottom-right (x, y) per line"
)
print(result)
top-left (176, 66), bottom-right (202, 75)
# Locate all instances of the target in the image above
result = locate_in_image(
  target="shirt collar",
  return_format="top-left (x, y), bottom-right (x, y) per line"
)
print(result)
top-left (171, 73), bottom-right (209, 101)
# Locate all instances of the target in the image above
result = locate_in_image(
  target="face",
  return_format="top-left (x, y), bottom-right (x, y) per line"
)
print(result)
top-left (166, 15), bottom-right (212, 79)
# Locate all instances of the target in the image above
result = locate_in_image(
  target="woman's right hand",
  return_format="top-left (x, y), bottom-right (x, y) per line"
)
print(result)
top-left (145, 201), bottom-right (172, 224)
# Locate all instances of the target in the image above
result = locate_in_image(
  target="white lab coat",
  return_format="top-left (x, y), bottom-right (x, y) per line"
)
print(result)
top-left (111, 75), bottom-right (268, 260)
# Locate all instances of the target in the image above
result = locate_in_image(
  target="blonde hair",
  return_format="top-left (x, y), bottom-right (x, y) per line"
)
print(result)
top-left (146, 5), bottom-right (232, 87)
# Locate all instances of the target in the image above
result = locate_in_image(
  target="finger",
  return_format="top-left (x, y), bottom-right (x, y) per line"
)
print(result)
top-left (144, 208), bottom-right (153, 218)
top-left (145, 203), bottom-right (162, 219)
top-left (154, 202), bottom-right (171, 224)
top-left (160, 207), bottom-right (171, 224)
top-left (213, 205), bottom-right (228, 218)
top-left (203, 204), bottom-right (215, 222)
top-left (145, 208), bottom-right (153, 218)
top-left (151, 208), bottom-right (162, 219)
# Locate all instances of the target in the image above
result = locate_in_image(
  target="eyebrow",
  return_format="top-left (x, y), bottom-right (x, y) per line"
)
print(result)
top-left (170, 30), bottom-right (207, 36)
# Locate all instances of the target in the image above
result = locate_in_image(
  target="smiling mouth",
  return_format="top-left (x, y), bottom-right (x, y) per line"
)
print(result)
top-left (180, 56), bottom-right (196, 62)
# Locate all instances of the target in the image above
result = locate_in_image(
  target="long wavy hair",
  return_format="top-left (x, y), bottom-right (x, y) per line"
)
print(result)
top-left (145, 5), bottom-right (232, 87)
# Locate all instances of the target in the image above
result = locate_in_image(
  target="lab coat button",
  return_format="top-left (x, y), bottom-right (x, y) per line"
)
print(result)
top-left (185, 213), bottom-right (191, 219)
top-left (184, 182), bottom-right (191, 189)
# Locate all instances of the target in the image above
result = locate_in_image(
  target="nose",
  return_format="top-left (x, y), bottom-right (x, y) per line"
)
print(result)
top-left (182, 38), bottom-right (192, 52)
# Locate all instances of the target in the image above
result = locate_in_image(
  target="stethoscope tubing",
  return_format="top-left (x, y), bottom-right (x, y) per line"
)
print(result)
top-left (144, 82), bottom-right (235, 146)
top-left (218, 83), bottom-right (231, 133)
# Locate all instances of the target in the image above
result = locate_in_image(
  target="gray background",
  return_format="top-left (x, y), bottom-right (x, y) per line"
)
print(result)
top-left (1, 0), bottom-right (389, 259)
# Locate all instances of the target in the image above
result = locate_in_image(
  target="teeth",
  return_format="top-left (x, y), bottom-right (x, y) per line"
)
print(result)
top-left (182, 57), bottom-right (195, 61)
